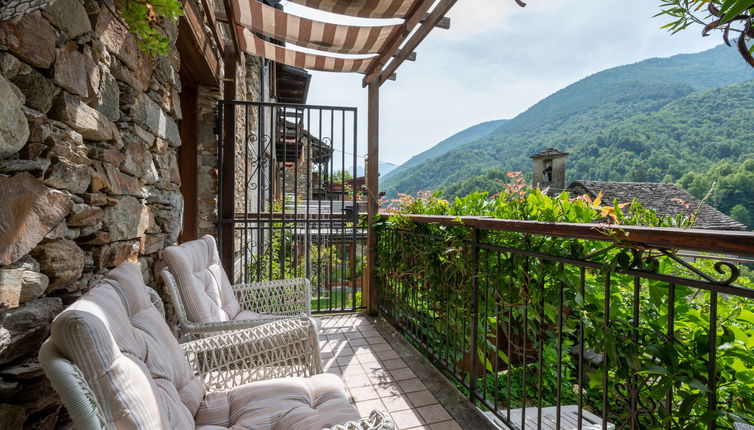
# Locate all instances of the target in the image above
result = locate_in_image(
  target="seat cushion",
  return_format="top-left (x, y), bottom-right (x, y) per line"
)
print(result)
top-left (195, 373), bottom-right (360, 430)
top-left (51, 262), bottom-right (205, 430)
top-left (234, 309), bottom-right (262, 321)
top-left (164, 235), bottom-right (243, 323)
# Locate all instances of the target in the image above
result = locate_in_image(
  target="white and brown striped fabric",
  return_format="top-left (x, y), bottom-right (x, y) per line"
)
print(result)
top-left (164, 235), bottom-right (246, 324)
top-left (288, 0), bottom-right (424, 19)
top-left (195, 374), bottom-right (360, 430)
top-left (238, 27), bottom-right (373, 73)
top-left (233, 0), bottom-right (401, 55)
top-left (51, 262), bottom-right (205, 429)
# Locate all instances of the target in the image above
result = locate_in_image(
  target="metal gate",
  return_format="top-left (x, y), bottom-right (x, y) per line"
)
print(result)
top-left (216, 101), bottom-right (365, 313)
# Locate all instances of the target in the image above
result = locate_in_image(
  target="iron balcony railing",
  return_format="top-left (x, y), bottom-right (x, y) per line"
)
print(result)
top-left (376, 214), bottom-right (754, 430)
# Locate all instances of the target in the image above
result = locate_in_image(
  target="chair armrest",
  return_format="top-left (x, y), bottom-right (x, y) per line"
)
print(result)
top-left (180, 318), bottom-right (322, 390)
top-left (38, 340), bottom-right (109, 430)
top-left (329, 409), bottom-right (395, 430)
top-left (232, 278), bottom-right (312, 317)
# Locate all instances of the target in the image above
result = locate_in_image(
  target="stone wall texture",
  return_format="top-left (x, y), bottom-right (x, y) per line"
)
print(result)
top-left (0, 1), bottom-right (203, 427)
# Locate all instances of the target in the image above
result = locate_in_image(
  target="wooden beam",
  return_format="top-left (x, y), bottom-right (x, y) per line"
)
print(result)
top-left (366, 80), bottom-right (380, 315)
top-left (221, 0), bottom-right (241, 62)
top-left (178, 79), bottom-right (198, 243)
top-left (393, 214), bottom-right (754, 257)
top-left (393, 49), bottom-right (416, 61)
top-left (220, 40), bottom-right (237, 277)
top-left (378, 0), bottom-right (458, 86)
top-left (177, 0), bottom-right (221, 85)
top-left (362, 0), bottom-right (436, 86)
top-left (420, 13), bottom-right (451, 30)
top-left (200, 0), bottom-right (224, 56)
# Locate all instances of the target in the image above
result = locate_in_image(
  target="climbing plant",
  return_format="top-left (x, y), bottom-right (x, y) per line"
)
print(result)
top-left (376, 175), bottom-right (754, 428)
top-left (118, 0), bottom-right (183, 55)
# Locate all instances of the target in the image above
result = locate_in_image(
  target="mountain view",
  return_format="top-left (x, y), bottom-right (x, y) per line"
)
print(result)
top-left (381, 44), bottom-right (754, 226)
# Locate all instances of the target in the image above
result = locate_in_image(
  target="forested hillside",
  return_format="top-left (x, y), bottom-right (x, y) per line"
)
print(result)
top-left (381, 119), bottom-right (507, 182)
top-left (382, 44), bottom-right (754, 226)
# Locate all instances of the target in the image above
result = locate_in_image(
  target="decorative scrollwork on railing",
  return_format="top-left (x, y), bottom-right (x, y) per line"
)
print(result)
top-left (714, 261), bottom-right (741, 285)
top-left (661, 250), bottom-right (741, 286)
top-left (240, 132), bottom-right (274, 192)
top-left (569, 241), bottom-right (585, 259)
top-left (630, 249), bottom-right (661, 273)
top-left (613, 378), bottom-right (661, 429)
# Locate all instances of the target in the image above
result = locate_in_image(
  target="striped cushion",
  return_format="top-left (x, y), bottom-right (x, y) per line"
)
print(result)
top-left (51, 262), bottom-right (205, 429)
top-left (234, 309), bottom-right (262, 321)
top-left (195, 373), bottom-right (360, 430)
top-left (164, 235), bottom-right (242, 323)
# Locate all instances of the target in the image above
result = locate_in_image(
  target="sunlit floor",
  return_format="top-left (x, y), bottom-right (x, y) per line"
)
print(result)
top-left (320, 314), bottom-right (463, 430)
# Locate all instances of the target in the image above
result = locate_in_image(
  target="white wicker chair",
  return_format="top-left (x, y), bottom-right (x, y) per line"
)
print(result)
top-left (39, 262), bottom-right (394, 430)
top-left (162, 235), bottom-right (317, 337)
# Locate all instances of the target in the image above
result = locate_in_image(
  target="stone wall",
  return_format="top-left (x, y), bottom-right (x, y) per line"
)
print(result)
top-left (0, 1), bottom-right (187, 427)
top-left (196, 84), bottom-right (222, 237)
top-left (283, 139), bottom-right (314, 199)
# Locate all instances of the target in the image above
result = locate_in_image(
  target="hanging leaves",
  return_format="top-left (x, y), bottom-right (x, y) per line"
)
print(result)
top-left (657, 0), bottom-right (754, 67)
top-left (118, 0), bottom-right (184, 56)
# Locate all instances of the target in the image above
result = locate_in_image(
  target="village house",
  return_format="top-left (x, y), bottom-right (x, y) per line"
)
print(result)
top-left (530, 148), bottom-right (747, 230)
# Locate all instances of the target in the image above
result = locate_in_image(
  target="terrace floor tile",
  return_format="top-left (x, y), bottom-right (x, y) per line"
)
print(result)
top-left (320, 314), bottom-right (480, 430)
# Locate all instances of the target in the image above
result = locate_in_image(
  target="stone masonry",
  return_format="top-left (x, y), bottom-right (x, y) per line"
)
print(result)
top-left (0, 0), bottom-right (206, 427)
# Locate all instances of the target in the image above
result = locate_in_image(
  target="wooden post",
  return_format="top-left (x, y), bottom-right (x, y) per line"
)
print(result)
top-left (220, 40), bottom-right (237, 277)
top-left (366, 79), bottom-right (380, 315)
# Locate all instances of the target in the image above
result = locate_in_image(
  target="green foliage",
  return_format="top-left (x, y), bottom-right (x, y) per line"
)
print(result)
top-left (246, 199), bottom-right (342, 283)
top-left (118, 0), bottom-right (183, 56)
top-left (331, 170), bottom-right (353, 183)
top-left (678, 158), bottom-right (754, 228)
top-left (439, 168), bottom-right (511, 200)
top-left (377, 184), bottom-right (754, 427)
top-left (657, 1), bottom-right (754, 66)
top-left (382, 120), bottom-right (508, 183)
top-left (731, 204), bottom-right (753, 226)
top-left (382, 45), bottom-right (754, 220)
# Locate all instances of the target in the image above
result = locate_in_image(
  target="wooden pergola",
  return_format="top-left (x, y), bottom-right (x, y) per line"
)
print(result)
top-left (213, 0), bottom-right (458, 314)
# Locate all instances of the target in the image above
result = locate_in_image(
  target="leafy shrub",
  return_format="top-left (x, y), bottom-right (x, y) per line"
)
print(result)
top-left (376, 178), bottom-right (754, 428)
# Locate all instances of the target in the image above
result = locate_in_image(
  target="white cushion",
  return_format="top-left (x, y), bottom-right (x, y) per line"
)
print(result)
top-left (164, 235), bottom-right (243, 323)
top-left (195, 373), bottom-right (360, 430)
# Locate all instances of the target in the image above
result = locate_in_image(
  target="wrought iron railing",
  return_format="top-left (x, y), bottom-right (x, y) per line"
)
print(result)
top-left (376, 214), bottom-right (754, 430)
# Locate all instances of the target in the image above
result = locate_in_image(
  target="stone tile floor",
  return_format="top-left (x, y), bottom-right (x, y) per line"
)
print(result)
top-left (320, 314), bottom-right (463, 430)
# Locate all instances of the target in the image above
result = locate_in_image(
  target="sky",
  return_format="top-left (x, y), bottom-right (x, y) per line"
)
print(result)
top-left (281, 0), bottom-right (720, 168)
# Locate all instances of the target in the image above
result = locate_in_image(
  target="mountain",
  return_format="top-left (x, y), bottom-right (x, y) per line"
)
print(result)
top-left (381, 119), bottom-right (508, 183)
top-left (382, 44), bottom-right (754, 200)
top-left (347, 162), bottom-right (396, 178)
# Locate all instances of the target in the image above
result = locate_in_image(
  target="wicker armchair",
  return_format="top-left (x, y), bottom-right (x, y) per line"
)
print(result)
top-left (162, 235), bottom-right (317, 337)
top-left (39, 262), bottom-right (394, 430)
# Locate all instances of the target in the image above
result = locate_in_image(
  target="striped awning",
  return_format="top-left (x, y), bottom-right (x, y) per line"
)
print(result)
top-left (238, 27), bottom-right (372, 73)
top-left (233, 0), bottom-right (401, 55)
top-left (232, 0), bottom-right (435, 76)
top-left (287, 0), bottom-right (424, 19)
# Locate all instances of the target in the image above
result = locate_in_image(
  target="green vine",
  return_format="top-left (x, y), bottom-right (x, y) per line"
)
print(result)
top-left (376, 175), bottom-right (754, 428)
top-left (118, 0), bottom-right (184, 56)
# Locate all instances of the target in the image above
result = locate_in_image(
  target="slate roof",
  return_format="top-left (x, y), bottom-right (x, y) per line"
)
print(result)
top-left (530, 148), bottom-right (569, 159)
top-left (567, 181), bottom-right (747, 231)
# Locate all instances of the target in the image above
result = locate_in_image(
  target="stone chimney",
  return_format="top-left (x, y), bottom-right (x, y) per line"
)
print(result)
top-left (530, 148), bottom-right (569, 192)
